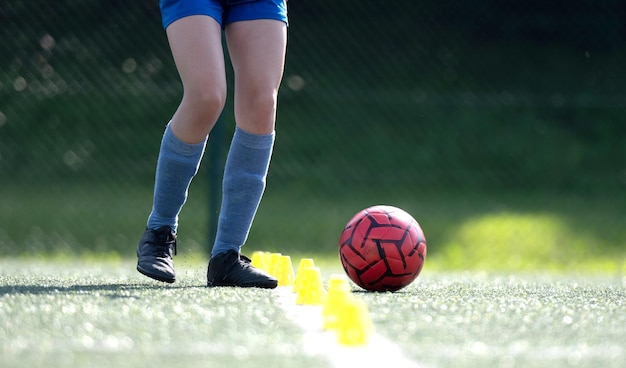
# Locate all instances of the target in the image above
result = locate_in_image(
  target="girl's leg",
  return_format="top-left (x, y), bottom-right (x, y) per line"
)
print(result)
top-left (227, 19), bottom-right (287, 135)
top-left (138, 15), bottom-right (227, 283)
top-left (207, 19), bottom-right (287, 287)
top-left (167, 15), bottom-right (228, 143)
top-left (147, 15), bottom-right (227, 231)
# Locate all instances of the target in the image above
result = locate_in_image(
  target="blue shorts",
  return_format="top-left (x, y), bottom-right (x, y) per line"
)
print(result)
top-left (160, 0), bottom-right (288, 29)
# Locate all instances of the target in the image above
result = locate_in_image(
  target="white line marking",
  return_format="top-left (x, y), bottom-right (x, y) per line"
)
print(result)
top-left (276, 287), bottom-right (426, 368)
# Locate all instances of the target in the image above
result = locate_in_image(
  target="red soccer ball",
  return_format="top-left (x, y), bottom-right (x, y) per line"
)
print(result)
top-left (339, 205), bottom-right (427, 292)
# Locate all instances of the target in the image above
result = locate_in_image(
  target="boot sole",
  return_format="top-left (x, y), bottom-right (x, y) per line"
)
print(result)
top-left (137, 265), bottom-right (176, 284)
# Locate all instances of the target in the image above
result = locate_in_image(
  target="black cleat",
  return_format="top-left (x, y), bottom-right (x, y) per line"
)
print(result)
top-left (136, 227), bottom-right (177, 283)
top-left (207, 250), bottom-right (278, 288)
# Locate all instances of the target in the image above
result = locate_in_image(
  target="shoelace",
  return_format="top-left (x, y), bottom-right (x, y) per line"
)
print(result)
top-left (152, 232), bottom-right (177, 256)
top-left (239, 254), bottom-right (252, 264)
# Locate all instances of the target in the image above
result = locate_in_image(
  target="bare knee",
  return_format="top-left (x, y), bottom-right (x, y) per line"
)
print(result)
top-left (235, 90), bottom-right (278, 133)
top-left (249, 90), bottom-right (278, 120)
top-left (184, 87), bottom-right (227, 122)
top-left (170, 86), bottom-right (227, 143)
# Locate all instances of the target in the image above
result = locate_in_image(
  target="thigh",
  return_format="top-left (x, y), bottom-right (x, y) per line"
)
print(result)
top-left (225, 19), bottom-right (287, 133)
top-left (166, 15), bottom-right (226, 98)
top-left (166, 15), bottom-right (228, 141)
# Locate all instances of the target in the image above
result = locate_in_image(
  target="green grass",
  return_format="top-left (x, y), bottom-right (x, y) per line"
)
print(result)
top-left (0, 259), bottom-right (330, 368)
top-left (1, 183), bottom-right (625, 274)
top-left (1, 259), bottom-right (624, 368)
top-left (253, 188), bottom-right (626, 274)
top-left (362, 272), bottom-right (626, 368)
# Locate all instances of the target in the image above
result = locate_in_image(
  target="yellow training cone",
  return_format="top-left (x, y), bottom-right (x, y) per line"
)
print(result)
top-left (268, 252), bottom-right (282, 277)
top-left (293, 258), bottom-right (315, 293)
top-left (295, 266), bottom-right (326, 305)
top-left (336, 298), bottom-right (374, 346)
top-left (250, 251), bottom-right (270, 272)
top-left (275, 255), bottom-right (296, 287)
top-left (322, 274), bottom-right (352, 330)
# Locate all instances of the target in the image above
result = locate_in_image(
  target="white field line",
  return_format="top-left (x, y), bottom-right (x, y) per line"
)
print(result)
top-left (275, 287), bottom-right (426, 368)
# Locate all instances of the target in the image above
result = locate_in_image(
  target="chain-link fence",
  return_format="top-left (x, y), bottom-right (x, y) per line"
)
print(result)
top-left (1, 1), bottom-right (625, 259)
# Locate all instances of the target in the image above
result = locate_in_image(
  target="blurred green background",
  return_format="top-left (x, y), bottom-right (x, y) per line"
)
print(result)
top-left (1, 0), bottom-right (625, 271)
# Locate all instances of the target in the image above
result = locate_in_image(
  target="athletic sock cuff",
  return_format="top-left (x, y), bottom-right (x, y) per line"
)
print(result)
top-left (234, 126), bottom-right (275, 150)
top-left (164, 122), bottom-right (207, 157)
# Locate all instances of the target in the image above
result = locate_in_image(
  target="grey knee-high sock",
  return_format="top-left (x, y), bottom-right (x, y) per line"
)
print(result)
top-left (147, 123), bottom-right (207, 232)
top-left (211, 127), bottom-right (275, 257)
